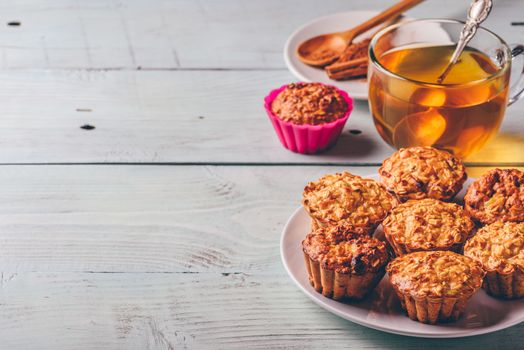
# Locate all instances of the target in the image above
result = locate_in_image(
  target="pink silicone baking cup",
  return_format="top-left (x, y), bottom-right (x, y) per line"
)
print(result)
top-left (264, 83), bottom-right (353, 154)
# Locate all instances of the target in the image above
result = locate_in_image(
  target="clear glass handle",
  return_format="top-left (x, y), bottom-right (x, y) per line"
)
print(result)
top-left (508, 44), bottom-right (524, 106)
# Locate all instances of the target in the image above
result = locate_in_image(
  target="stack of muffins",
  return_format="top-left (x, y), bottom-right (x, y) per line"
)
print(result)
top-left (301, 146), bottom-right (524, 324)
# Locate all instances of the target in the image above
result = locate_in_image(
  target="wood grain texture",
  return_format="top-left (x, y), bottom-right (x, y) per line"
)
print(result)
top-left (0, 0), bottom-right (521, 69)
top-left (1, 165), bottom-right (517, 274)
top-left (0, 0), bottom-right (520, 165)
top-left (0, 165), bottom-right (517, 273)
top-left (0, 272), bottom-right (522, 350)
top-left (0, 165), bottom-right (521, 349)
top-left (0, 165), bottom-right (380, 273)
top-left (0, 0), bottom-right (522, 348)
top-left (0, 69), bottom-right (521, 165)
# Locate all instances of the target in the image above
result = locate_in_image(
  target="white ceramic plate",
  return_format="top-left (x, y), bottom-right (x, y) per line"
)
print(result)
top-left (280, 176), bottom-right (524, 338)
top-left (284, 11), bottom-right (389, 100)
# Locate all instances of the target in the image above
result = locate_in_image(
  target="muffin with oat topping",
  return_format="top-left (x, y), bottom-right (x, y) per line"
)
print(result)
top-left (271, 82), bottom-right (348, 125)
top-left (387, 251), bottom-right (485, 324)
top-left (464, 221), bottom-right (524, 299)
top-left (383, 199), bottom-right (474, 256)
top-left (303, 172), bottom-right (398, 235)
top-left (264, 82), bottom-right (353, 154)
top-left (464, 168), bottom-right (524, 224)
top-left (379, 146), bottom-right (467, 202)
top-left (302, 224), bottom-right (389, 300)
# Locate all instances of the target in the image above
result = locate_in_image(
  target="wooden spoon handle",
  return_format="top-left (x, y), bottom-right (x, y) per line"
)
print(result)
top-left (342, 0), bottom-right (424, 41)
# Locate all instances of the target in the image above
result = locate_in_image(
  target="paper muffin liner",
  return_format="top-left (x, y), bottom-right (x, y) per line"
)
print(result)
top-left (391, 286), bottom-right (473, 324)
top-left (264, 84), bottom-right (353, 154)
top-left (483, 269), bottom-right (524, 299)
top-left (303, 252), bottom-right (385, 300)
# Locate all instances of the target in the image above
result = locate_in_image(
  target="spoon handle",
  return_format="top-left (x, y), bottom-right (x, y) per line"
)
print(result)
top-left (342, 0), bottom-right (425, 41)
top-left (437, 0), bottom-right (493, 82)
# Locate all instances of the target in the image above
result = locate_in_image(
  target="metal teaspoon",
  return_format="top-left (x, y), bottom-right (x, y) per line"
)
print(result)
top-left (437, 0), bottom-right (493, 83)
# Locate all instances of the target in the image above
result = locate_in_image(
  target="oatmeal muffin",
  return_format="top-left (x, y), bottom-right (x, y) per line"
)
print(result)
top-left (302, 224), bottom-right (389, 300)
top-left (464, 168), bottom-right (524, 224)
top-left (379, 146), bottom-right (467, 202)
top-left (387, 251), bottom-right (485, 324)
top-left (464, 221), bottom-right (524, 299)
top-left (303, 172), bottom-right (398, 235)
top-left (383, 199), bottom-right (474, 256)
top-left (264, 82), bottom-right (352, 154)
top-left (270, 82), bottom-right (348, 125)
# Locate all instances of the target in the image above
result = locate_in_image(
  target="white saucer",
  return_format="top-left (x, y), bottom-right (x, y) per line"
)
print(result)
top-left (284, 11), bottom-right (385, 100)
top-left (280, 176), bottom-right (524, 338)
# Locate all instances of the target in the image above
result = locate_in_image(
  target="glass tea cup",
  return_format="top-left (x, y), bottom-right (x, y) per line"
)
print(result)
top-left (368, 19), bottom-right (524, 158)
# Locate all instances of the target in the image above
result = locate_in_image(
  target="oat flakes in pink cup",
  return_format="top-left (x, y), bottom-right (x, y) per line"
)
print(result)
top-left (264, 82), bottom-right (353, 154)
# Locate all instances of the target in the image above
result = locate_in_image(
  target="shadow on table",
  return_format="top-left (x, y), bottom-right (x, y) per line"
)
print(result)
top-left (314, 306), bottom-right (523, 350)
top-left (324, 130), bottom-right (380, 159)
top-left (322, 99), bottom-right (383, 159)
top-left (338, 321), bottom-right (522, 350)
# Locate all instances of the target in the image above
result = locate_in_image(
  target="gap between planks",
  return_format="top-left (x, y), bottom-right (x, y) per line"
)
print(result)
top-left (0, 162), bottom-right (520, 167)
top-left (0, 66), bottom-right (289, 72)
top-left (0, 271), bottom-right (248, 275)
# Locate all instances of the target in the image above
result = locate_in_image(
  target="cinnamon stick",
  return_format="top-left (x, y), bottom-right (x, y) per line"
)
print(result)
top-left (326, 65), bottom-right (368, 80)
top-left (326, 57), bottom-right (368, 74)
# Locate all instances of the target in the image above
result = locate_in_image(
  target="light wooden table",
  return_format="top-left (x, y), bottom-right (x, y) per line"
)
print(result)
top-left (0, 1), bottom-right (522, 349)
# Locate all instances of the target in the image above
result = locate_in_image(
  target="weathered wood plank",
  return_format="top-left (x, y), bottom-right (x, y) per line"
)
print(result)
top-left (0, 272), bottom-right (521, 349)
top-left (0, 1), bottom-right (522, 348)
top-left (0, 165), bottom-right (518, 274)
top-left (0, 164), bottom-right (521, 349)
top-left (0, 0), bottom-right (522, 69)
top-left (0, 69), bottom-right (521, 164)
top-left (0, 165), bottom-right (377, 273)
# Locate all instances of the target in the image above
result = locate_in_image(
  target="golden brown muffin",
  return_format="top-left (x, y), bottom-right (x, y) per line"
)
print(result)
top-left (379, 146), bottom-right (467, 202)
top-left (387, 251), bottom-right (485, 324)
top-left (383, 199), bottom-right (475, 256)
top-left (464, 221), bottom-right (524, 299)
top-left (271, 82), bottom-right (348, 125)
top-left (464, 168), bottom-right (524, 224)
top-left (303, 172), bottom-right (398, 235)
top-left (302, 224), bottom-right (389, 300)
